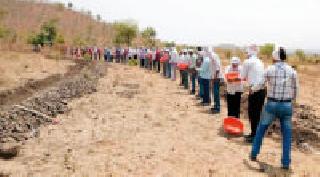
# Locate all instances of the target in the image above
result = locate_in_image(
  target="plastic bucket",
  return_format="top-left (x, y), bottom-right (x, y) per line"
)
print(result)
top-left (223, 117), bottom-right (244, 135)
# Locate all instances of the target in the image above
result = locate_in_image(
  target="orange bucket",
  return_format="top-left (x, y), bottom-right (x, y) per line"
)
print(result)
top-left (177, 63), bottom-right (189, 70)
top-left (223, 117), bottom-right (244, 135)
top-left (225, 72), bottom-right (241, 83)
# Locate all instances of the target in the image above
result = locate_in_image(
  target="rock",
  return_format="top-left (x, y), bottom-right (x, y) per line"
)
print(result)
top-left (0, 146), bottom-right (20, 159)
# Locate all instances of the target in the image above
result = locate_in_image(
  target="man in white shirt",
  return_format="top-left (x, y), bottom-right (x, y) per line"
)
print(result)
top-left (242, 44), bottom-right (266, 143)
top-left (170, 48), bottom-right (179, 81)
top-left (199, 50), bottom-right (213, 106)
top-left (225, 57), bottom-right (243, 118)
top-left (188, 50), bottom-right (198, 94)
top-left (210, 49), bottom-right (222, 114)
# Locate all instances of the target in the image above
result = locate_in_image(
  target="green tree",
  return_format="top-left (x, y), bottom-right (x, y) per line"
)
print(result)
top-left (260, 43), bottom-right (274, 59)
top-left (41, 20), bottom-right (58, 46)
top-left (295, 49), bottom-right (306, 62)
top-left (113, 22), bottom-right (138, 47)
top-left (141, 27), bottom-right (156, 47)
top-left (26, 20), bottom-right (59, 47)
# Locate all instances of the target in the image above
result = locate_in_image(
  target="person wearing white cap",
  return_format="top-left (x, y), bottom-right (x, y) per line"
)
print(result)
top-left (225, 57), bottom-right (243, 118)
top-left (251, 47), bottom-right (298, 170)
top-left (169, 48), bottom-right (179, 81)
top-left (188, 49), bottom-right (198, 94)
top-left (241, 44), bottom-right (266, 143)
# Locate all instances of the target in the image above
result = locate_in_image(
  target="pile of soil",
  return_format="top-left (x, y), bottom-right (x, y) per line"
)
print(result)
top-left (292, 104), bottom-right (320, 149)
top-left (0, 61), bottom-right (106, 144)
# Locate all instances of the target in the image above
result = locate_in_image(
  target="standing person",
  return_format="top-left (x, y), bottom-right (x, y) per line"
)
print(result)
top-left (188, 50), bottom-right (198, 94)
top-left (225, 57), bottom-right (243, 118)
top-left (166, 49), bottom-right (172, 78)
top-left (139, 47), bottom-right (145, 68)
top-left (170, 48), bottom-right (179, 81)
top-left (98, 47), bottom-right (101, 60)
top-left (177, 51), bottom-right (186, 86)
top-left (162, 49), bottom-right (170, 77)
top-left (251, 47), bottom-right (298, 170)
top-left (156, 49), bottom-right (161, 73)
top-left (242, 44), bottom-right (266, 143)
top-left (145, 49), bottom-right (151, 69)
top-left (196, 49), bottom-right (204, 99)
top-left (88, 47), bottom-right (93, 60)
top-left (199, 50), bottom-right (212, 106)
top-left (93, 46), bottom-right (98, 60)
top-left (152, 49), bottom-right (156, 71)
top-left (180, 50), bottom-right (189, 89)
top-left (104, 47), bottom-right (108, 61)
top-left (210, 49), bottom-right (222, 114)
top-left (116, 48), bottom-right (121, 63)
top-left (123, 48), bottom-right (128, 63)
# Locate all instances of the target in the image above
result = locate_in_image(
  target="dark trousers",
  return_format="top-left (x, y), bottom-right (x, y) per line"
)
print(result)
top-left (191, 72), bottom-right (196, 93)
top-left (140, 58), bottom-right (145, 67)
top-left (166, 63), bottom-right (171, 78)
top-left (152, 60), bottom-right (156, 70)
top-left (179, 70), bottom-right (183, 85)
top-left (227, 92), bottom-right (242, 118)
top-left (248, 89), bottom-right (266, 137)
top-left (212, 79), bottom-right (221, 111)
top-left (157, 61), bottom-right (161, 72)
top-left (182, 70), bottom-right (189, 89)
top-left (163, 62), bottom-right (167, 76)
top-left (198, 77), bottom-right (204, 98)
top-left (202, 79), bottom-right (210, 103)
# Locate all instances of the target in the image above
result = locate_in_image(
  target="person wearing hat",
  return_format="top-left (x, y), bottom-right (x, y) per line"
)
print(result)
top-left (188, 50), bottom-right (198, 94)
top-left (250, 47), bottom-right (298, 170)
top-left (225, 57), bottom-right (243, 118)
top-left (170, 48), bottom-right (179, 81)
top-left (242, 44), bottom-right (266, 143)
top-left (139, 47), bottom-right (146, 68)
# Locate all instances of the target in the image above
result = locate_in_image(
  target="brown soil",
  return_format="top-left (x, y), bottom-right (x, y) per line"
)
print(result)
top-left (0, 63), bottom-right (318, 176)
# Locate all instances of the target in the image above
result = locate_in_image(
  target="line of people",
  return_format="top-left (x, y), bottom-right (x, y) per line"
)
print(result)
top-left (127, 45), bottom-right (297, 170)
top-left (70, 44), bottom-right (298, 170)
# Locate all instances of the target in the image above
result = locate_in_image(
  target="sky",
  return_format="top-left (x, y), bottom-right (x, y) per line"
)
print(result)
top-left (53, 0), bottom-right (320, 50)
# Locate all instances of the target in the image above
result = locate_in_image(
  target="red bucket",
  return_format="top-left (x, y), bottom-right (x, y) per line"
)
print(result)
top-left (223, 117), bottom-right (244, 135)
top-left (160, 57), bottom-right (169, 63)
top-left (225, 72), bottom-right (241, 83)
top-left (177, 63), bottom-right (189, 70)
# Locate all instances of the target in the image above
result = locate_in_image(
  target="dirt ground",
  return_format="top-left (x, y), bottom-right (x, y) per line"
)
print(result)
top-left (0, 63), bottom-right (319, 177)
top-left (0, 51), bottom-right (74, 91)
top-left (296, 65), bottom-right (320, 115)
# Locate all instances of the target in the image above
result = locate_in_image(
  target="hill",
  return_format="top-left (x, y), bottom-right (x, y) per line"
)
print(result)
top-left (0, 0), bottom-right (114, 50)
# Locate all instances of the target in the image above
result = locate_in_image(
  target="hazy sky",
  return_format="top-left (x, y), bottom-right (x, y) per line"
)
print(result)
top-left (54, 0), bottom-right (320, 49)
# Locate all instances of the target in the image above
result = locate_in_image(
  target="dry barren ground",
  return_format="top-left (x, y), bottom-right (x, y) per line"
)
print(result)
top-left (0, 63), bottom-right (319, 177)
top-left (0, 51), bottom-right (74, 91)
